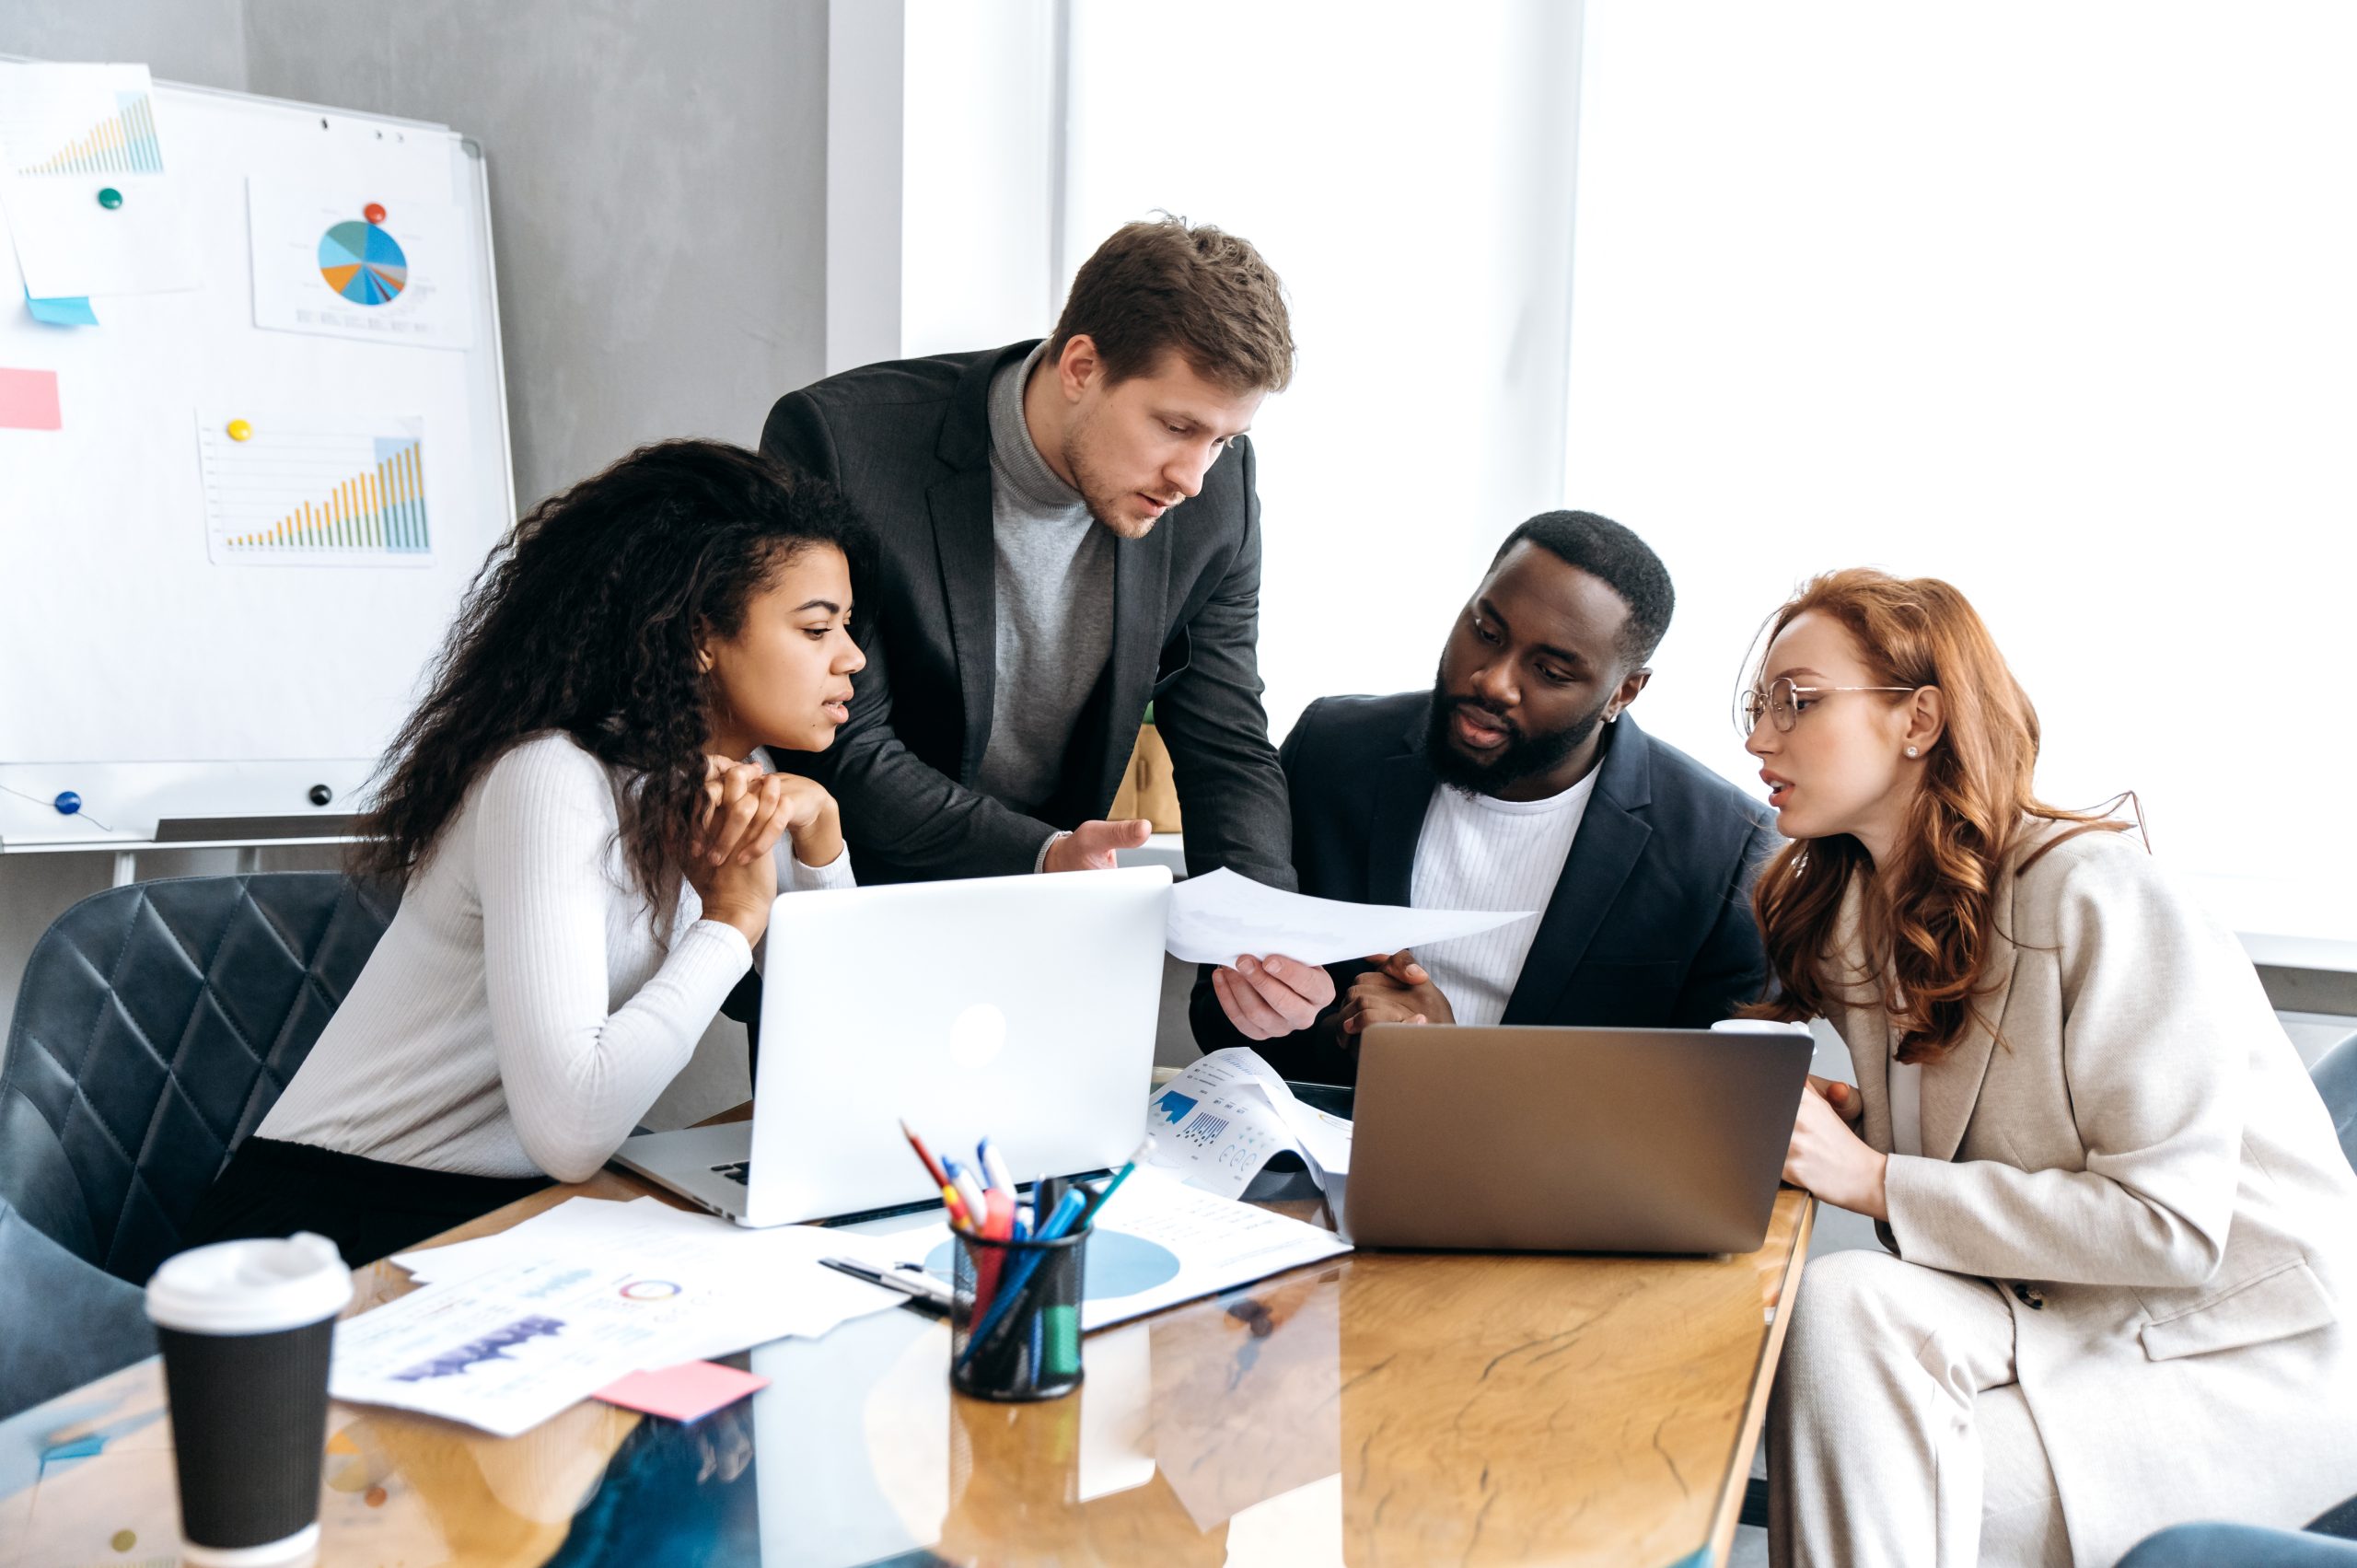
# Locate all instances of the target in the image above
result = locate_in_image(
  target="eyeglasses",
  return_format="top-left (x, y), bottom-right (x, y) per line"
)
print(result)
top-left (1736, 676), bottom-right (1918, 737)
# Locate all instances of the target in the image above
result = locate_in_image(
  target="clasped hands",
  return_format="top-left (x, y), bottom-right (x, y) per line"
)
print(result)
top-left (685, 755), bottom-right (843, 943)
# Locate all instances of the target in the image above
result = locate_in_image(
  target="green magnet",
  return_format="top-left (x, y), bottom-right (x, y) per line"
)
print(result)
top-left (96, 187), bottom-right (122, 209)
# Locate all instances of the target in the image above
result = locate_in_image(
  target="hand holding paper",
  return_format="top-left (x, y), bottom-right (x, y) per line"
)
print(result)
top-left (1166, 868), bottom-right (1536, 967)
top-left (1209, 952), bottom-right (1335, 1040)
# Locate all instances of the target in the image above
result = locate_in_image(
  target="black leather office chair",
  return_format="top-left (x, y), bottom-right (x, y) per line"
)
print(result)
top-left (2314, 1029), bottom-right (2357, 1175)
top-left (0, 873), bottom-right (395, 1292)
top-left (0, 1195), bottom-right (157, 1421)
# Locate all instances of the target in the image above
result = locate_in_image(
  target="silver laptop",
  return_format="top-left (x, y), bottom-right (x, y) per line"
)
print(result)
top-left (615, 865), bottom-right (1172, 1226)
top-left (1341, 1024), bottom-right (1813, 1254)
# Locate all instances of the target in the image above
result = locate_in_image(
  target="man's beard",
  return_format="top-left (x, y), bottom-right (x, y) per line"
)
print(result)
top-left (1423, 676), bottom-right (1608, 797)
top-left (1062, 421), bottom-right (1162, 540)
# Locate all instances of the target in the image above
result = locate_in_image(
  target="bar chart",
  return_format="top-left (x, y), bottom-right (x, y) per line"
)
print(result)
top-left (0, 64), bottom-right (170, 180)
top-left (200, 413), bottom-right (435, 568)
top-left (12, 91), bottom-right (165, 176)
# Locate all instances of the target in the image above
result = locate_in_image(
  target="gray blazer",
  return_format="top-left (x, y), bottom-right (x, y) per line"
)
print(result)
top-left (759, 342), bottom-right (1294, 888)
top-left (1828, 821), bottom-right (2357, 1563)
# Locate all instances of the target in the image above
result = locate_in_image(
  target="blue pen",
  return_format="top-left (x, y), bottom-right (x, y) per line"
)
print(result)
top-left (958, 1187), bottom-right (1090, 1366)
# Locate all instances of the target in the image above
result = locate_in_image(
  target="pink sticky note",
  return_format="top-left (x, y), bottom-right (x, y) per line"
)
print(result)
top-left (0, 367), bottom-right (62, 431)
top-left (595, 1361), bottom-right (769, 1423)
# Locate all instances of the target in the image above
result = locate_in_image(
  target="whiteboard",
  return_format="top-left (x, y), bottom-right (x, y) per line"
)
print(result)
top-left (0, 70), bottom-right (512, 848)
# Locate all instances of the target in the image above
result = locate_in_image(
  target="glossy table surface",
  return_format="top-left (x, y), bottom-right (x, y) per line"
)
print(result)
top-left (1, 1140), bottom-right (1811, 1567)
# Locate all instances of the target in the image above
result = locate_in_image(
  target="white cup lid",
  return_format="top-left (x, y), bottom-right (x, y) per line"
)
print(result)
top-left (145, 1234), bottom-right (353, 1335)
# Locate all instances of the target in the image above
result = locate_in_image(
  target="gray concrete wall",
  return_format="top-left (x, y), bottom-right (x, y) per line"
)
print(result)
top-left (242, 0), bottom-right (830, 509)
top-left (0, 0), bottom-right (250, 91)
top-left (3, 1), bottom-right (831, 1127)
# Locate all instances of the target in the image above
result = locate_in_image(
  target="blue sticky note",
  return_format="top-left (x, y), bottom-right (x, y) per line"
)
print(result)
top-left (24, 289), bottom-right (98, 326)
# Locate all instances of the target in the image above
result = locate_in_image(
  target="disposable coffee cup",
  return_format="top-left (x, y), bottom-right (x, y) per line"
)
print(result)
top-left (145, 1234), bottom-right (353, 1566)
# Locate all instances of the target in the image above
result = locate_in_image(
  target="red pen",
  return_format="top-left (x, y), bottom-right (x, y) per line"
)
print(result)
top-left (900, 1118), bottom-right (950, 1189)
top-left (900, 1119), bottom-right (971, 1232)
top-left (971, 1184), bottom-right (1017, 1320)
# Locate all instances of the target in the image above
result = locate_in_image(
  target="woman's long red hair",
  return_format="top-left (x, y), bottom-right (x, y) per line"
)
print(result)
top-left (1742, 569), bottom-right (2129, 1063)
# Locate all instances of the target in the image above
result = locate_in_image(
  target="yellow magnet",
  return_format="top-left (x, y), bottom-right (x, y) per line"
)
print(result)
top-left (227, 418), bottom-right (253, 442)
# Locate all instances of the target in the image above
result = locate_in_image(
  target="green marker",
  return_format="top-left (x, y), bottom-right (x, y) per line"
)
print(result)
top-left (1042, 1303), bottom-right (1081, 1378)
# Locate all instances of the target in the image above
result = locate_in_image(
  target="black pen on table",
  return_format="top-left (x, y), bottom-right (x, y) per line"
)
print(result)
top-left (820, 1256), bottom-right (951, 1318)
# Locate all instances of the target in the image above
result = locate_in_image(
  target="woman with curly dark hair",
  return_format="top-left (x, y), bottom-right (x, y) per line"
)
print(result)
top-left (1739, 570), bottom-right (2357, 1566)
top-left (188, 440), bottom-right (868, 1265)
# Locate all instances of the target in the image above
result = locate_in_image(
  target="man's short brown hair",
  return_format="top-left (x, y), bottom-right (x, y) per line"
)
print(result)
top-left (1047, 216), bottom-right (1294, 394)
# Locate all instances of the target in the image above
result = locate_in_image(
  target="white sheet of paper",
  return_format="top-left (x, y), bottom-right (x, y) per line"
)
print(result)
top-left (0, 64), bottom-right (199, 298)
top-left (1146, 1049), bottom-right (1353, 1197)
top-left (391, 1195), bottom-right (684, 1285)
top-left (248, 179), bottom-right (477, 349)
top-left (875, 1165), bottom-right (1351, 1332)
top-left (351, 1198), bottom-right (907, 1434)
top-left (1166, 867), bottom-right (1536, 966)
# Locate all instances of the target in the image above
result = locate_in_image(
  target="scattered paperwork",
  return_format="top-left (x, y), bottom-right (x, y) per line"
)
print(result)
top-left (868, 1165), bottom-right (1351, 1332)
top-left (1166, 867), bottom-right (1535, 966)
top-left (1146, 1048), bottom-right (1352, 1200)
top-left (338, 1197), bottom-right (908, 1435)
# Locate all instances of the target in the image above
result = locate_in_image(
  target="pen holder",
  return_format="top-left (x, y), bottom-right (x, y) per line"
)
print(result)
top-left (950, 1225), bottom-right (1088, 1402)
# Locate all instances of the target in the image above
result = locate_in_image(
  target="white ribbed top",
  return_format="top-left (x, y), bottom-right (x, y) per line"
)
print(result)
top-left (1406, 772), bottom-right (1596, 1027)
top-left (259, 733), bottom-right (853, 1182)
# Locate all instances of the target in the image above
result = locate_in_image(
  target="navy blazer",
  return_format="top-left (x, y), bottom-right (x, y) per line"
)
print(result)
top-left (1189, 693), bottom-right (1780, 1084)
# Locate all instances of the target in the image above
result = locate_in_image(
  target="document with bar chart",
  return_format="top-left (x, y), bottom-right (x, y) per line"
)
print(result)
top-left (249, 180), bottom-right (477, 350)
top-left (0, 62), bottom-right (196, 297)
top-left (0, 65), bottom-right (166, 177)
top-left (198, 412), bottom-right (435, 568)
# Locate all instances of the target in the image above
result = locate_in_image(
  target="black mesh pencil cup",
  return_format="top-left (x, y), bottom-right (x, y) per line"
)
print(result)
top-left (949, 1225), bottom-right (1089, 1401)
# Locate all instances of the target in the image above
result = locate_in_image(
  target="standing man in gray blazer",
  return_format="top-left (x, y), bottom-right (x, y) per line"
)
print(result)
top-left (760, 217), bottom-right (1333, 1033)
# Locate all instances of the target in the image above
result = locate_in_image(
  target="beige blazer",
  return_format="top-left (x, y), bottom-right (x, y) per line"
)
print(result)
top-left (1823, 820), bottom-right (2357, 1566)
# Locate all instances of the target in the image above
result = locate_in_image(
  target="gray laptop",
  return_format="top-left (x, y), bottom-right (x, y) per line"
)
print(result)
top-left (614, 865), bottom-right (1171, 1226)
top-left (1341, 1023), bottom-right (1813, 1254)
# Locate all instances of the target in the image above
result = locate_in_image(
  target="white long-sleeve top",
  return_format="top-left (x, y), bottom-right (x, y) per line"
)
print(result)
top-left (259, 732), bottom-right (853, 1182)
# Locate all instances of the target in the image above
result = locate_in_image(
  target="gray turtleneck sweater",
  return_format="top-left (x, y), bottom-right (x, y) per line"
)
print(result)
top-left (974, 343), bottom-right (1118, 819)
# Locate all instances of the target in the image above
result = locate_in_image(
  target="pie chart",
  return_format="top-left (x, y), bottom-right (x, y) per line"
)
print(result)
top-left (318, 219), bottom-right (408, 306)
top-left (923, 1231), bottom-right (1182, 1302)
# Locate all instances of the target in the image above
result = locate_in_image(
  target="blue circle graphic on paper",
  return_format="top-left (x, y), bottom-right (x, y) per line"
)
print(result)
top-left (924, 1231), bottom-right (1181, 1302)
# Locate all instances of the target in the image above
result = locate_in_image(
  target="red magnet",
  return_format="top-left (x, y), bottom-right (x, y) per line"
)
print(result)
top-left (363, 202), bottom-right (387, 225)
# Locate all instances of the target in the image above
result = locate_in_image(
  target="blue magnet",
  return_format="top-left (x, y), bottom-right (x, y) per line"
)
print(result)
top-left (52, 791), bottom-right (81, 816)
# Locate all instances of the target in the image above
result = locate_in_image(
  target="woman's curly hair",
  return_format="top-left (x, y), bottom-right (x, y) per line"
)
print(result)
top-left (354, 439), bottom-right (867, 929)
top-left (1739, 569), bottom-right (2131, 1063)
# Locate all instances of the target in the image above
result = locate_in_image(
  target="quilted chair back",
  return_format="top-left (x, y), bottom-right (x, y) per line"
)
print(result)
top-left (2314, 1030), bottom-right (2357, 1176)
top-left (0, 873), bottom-right (395, 1284)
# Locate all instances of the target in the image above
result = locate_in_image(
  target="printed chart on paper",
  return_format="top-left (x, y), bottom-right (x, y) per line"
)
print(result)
top-left (197, 411), bottom-right (433, 567)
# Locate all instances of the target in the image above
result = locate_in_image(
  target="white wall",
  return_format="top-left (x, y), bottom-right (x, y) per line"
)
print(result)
top-left (899, 0), bottom-right (1061, 357)
top-left (1563, 2), bottom-right (2357, 944)
top-left (1058, 1), bottom-right (1586, 739)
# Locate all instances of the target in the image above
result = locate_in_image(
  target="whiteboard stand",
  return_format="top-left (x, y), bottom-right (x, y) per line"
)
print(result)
top-left (0, 66), bottom-right (516, 885)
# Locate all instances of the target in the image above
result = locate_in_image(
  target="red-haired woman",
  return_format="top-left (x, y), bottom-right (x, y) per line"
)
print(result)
top-left (1739, 570), bottom-right (2357, 1567)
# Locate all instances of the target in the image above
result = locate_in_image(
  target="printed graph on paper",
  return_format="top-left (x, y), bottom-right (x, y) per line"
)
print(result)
top-left (198, 412), bottom-right (435, 567)
top-left (1173, 1112), bottom-right (1231, 1149)
top-left (0, 64), bottom-right (168, 178)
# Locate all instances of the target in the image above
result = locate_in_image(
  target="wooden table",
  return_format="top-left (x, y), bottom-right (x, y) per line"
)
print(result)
top-left (0, 1157), bottom-right (1811, 1567)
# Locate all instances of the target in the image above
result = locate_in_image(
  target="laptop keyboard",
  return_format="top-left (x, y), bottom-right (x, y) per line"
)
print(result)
top-left (712, 1162), bottom-right (750, 1186)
